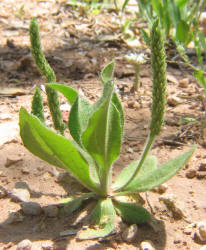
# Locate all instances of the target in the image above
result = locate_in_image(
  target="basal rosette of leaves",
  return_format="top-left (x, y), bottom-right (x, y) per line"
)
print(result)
top-left (19, 18), bottom-right (196, 239)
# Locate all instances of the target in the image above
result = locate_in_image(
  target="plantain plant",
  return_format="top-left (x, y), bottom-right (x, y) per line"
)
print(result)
top-left (19, 18), bottom-right (196, 239)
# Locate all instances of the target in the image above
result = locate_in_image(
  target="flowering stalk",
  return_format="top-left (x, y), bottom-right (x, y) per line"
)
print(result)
top-left (116, 18), bottom-right (167, 191)
top-left (30, 18), bottom-right (65, 134)
top-left (31, 87), bottom-right (45, 123)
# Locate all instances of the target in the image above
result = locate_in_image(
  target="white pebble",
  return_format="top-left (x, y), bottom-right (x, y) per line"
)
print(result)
top-left (16, 239), bottom-right (32, 250)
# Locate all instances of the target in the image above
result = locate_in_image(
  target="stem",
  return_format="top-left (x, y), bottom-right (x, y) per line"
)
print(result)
top-left (100, 164), bottom-right (112, 196)
top-left (134, 65), bottom-right (140, 91)
top-left (114, 133), bottom-right (155, 192)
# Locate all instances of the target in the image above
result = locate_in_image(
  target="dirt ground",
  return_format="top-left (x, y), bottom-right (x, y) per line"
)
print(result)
top-left (0, 1), bottom-right (205, 249)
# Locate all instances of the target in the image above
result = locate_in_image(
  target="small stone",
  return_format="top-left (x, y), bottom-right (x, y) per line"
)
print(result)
top-left (167, 95), bottom-right (181, 107)
top-left (43, 205), bottom-right (59, 218)
top-left (167, 74), bottom-right (178, 84)
top-left (122, 224), bottom-right (138, 243)
top-left (60, 229), bottom-right (78, 237)
top-left (174, 239), bottom-right (181, 244)
top-left (198, 162), bottom-right (206, 171)
top-left (140, 240), bottom-right (156, 250)
top-left (159, 194), bottom-right (187, 220)
top-left (179, 78), bottom-right (189, 88)
top-left (15, 181), bottom-right (30, 190)
top-left (196, 173), bottom-right (206, 179)
top-left (0, 187), bottom-right (7, 198)
top-left (5, 157), bottom-right (22, 167)
top-left (5, 210), bottom-right (24, 224)
top-left (41, 243), bottom-right (54, 250)
top-left (127, 147), bottom-right (134, 153)
top-left (195, 222), bottom-right (206, 242)
top-left (0, 114), bottom-right (12, 121)
top-left (154, 184), bottom-right (168, 194)
top-left (11, 188), bottom-right (30, 202)
top-left (21, 201), bottom-right (42, 216)
top-left (127, 100), bottom-right (135, 108)
top-left (21, 167), bottom-right (30, 174)
top-left (16, 239), bottom-right (32, 250)
top-left (186, 169), bottom-right (197, 179)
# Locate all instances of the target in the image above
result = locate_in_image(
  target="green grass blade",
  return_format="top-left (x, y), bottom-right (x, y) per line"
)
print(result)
top-left (19, 107), bottom-right (103, 195)
top-left (113, 200), bottom-right (151, 224)
top-left (78, 198), bottom-right (116, 239)
top-left (121, 146), bottom-right (196, 193)
top-left (47, 83), bottom-right (78, 105)
top-left (113, 155), bottom-right (157, 191)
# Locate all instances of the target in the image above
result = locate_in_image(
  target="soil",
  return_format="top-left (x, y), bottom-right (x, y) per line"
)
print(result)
top-left (0, 1), bottom-right (205, 250)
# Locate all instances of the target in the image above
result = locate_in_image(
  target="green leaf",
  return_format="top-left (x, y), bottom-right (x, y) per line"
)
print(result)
top-left (47, 83), bottom-right (78, 105)
top-left (198, 31), bottom-right (206, 54)
top-left (19, 107), bottom-right (102, 195)
top-left (78, 198), bottom-right (116, 239)
top-left (178, 117), bottom-right (199, 125)
top-left (140, 29), bottom-right (151, 46)
top-left (122, 0), bottom-right (129, 11)
top-left (82, 81), bottom-right (122, 177)
top-left (113, 155), bottom-right (157, 191)
top-left (100, 61), bottom-right (114, 84)
top-left (122, 146), bottom-right (196, 193)
top-left (113, 200), bottom-right (151, 224)
top-left (59, 193), bottom-right (95, 215)
top-left (68, 96), bottom-right (93, 146)
top-left (112, 92), bottom-right (124, 132)
top-left (176, 20), bottom-right (189, 44)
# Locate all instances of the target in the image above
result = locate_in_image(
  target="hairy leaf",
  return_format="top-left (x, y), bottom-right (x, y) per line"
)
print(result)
top-left (47, 83), bottom-right (78, 105)
top-left (100, 61), bottom-right (114, 84)
top-left (78, 198), bottom-right (116, 239)
top-left (19, 107), bottom-right (102, 195)
top-left (113, 200), bottom-right (151, 224)
top-left (113, 155), bottom-right (157, 191)
top-left (82, 81), bottom-right (122, 182)
top-left (122, 146), bottom-right (196, 193)
top-left (59, 193), bottom-right (95, 215)
top-left (69, 96), bottom-right (93, 146)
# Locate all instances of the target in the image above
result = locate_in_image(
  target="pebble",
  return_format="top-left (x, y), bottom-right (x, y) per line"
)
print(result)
top-left (21, 167), bottom-right (30, 174)
top-left (16, 239), bottom-right (32, 250)
top-left (21, 201), bottom-right (42, 216)
top-left (5, 210), bottom-right (24, 224)
top-left (167, 95), bottom-right (181, 107)
top-left (127, 147), bottom-right (134, 153)
top-left (127, 100), bottom-right (135, 108)
top-left (167, 74), bottom-right (178, 84)
top-left (0, 114), bottom-right (12, 121)
top-left (140, 240), bottom-right (156, 250)
top-left (60, 229), bottom-right (78, 237)
top-left (122, 224), bottom-right (138, 243)
top-left (198, 161), bottom-right (206, 171)
top-left (0, 188), bottom-right (7, 198)
top-left (186, 169), bottom-right (197, 179)
top-left (5, 157), bottom-right (23, 167)
top-left (153, 184), bottom-right (168, 194)
top-left (195, 222), bottom-right (206, 242)
top-left (43, 205), bottom-right (59, 218)
top-left (179, 78), bottom-right (189, 88)
top-left (11, 188), bottom-right (30, 202)
top-left (159, 194), bottom-right (187, 220)
top-left (15, 181), bottom-right (30, 190)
